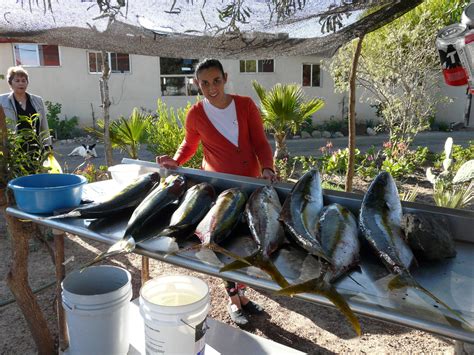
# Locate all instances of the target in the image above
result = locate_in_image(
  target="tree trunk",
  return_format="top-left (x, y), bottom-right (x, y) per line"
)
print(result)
top-left (273, 131), bottom-right (288, 161)
top-left (100, 51), bottom-right (114, 166)
top-left (5, 215), bottom-right (56, 355)
top-left (0, 106), bottom-right (8, 190)
top-left (345, 34), bottom-right (365, 192)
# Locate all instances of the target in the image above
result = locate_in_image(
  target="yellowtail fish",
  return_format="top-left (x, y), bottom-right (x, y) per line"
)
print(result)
top-left (220, 185), bottom-right (289, 288)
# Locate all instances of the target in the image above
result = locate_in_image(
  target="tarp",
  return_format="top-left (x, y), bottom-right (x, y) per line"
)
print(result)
top-left (0, 0), bottom-right (422, 58)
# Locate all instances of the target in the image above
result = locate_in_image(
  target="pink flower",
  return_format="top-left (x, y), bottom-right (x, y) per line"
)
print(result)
top-left (383, 141), bottom-right (392, 149)
top-left (397, 142), bottom-right (408, 152)
top-left (326, 141), bottom-right (333, 149)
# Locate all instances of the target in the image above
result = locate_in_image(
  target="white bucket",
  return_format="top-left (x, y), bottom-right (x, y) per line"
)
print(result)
top-left (62, 265), bottom-right (132, 355)
top-left (139, 275), bottom-right (210, 355)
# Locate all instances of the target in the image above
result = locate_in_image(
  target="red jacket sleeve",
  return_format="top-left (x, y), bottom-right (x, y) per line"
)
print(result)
top-left (247, 98), bottom-right (275, 172)
top-left (173, 106), bottom-right (201, 166)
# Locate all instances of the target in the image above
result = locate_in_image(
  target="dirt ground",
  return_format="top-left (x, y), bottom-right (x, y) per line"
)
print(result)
top-left (0, 234), bottom-right (458, 355)
top-left (1, 177), bottom-right (468, 355)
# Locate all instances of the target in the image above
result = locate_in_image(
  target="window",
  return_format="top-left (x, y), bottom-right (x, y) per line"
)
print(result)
top-left (88, 51), bottom-right (130, 73)
top-left (160, 57), bottom-right (199, 96)
top-left (14, 44), bottom-right (60, 67)
top-left (239, 59), bottom-right (274, 73)
top-left (302, 63), bottom-right (321, 87)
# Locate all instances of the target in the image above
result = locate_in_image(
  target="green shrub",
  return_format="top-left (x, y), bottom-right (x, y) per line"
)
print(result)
top-left (73, 162), bottom-right (109, 183)
top-left (146, 99), bottom-right (203, 169)
top-left (300, 117), bottom-right (314, 134)
top-left (45, 101), bottom-right (80, 139)
top-left (438, 121), bottom-right (450, 132)
top-left (2, 115), bottom-right (52, 180)
top-left (323, 118), bottom-right (345, 133)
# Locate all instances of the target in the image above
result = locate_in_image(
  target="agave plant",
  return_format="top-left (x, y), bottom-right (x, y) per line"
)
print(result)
top-left (426, 137), bottom-right (474, 209)
top-left (252, 81), bottom-right (324, 160)
top-left (88, 108), bottom-right (151, 159)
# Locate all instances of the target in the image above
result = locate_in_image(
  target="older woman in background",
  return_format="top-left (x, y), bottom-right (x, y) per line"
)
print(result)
top-left (0, 66), bottom-right (52, 147)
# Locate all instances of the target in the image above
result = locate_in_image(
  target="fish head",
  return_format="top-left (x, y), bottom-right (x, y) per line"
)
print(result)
top-left (149, 172), bottom-right (161, 183)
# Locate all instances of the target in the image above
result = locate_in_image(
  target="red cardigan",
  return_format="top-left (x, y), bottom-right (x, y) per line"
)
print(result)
top-left (173, 95), bottom-right (274, 178)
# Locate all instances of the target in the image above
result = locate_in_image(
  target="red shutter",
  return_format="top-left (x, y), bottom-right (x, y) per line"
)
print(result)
top-left (40, 45), bottom-right (60, 66)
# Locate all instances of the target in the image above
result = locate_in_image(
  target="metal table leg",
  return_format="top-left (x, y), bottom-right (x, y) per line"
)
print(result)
top-left (53, 229), bottom-right (69, 351)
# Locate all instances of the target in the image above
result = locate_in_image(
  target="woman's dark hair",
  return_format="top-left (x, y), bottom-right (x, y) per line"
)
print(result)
top-left (195, 58), bottom-right (225, 79)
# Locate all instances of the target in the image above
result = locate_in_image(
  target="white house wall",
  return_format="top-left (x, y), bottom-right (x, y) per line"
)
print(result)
top-left (0, 44), bottom-right (469, 128)
top-left (435, 83), bottom-right (470, 125)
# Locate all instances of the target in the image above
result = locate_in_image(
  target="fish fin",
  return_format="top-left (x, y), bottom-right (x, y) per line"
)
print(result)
top-left (207, 243), bottom-right (252, 266)
top-left (165, 243), bottom-right (203, 258)
top-left (139, 236), bottom-right (179, 253)
top-left (80, 237), bottom-right (135, 271)
top-left (388, 273), bottom-right (472, 328)
top-left (276, 277), bottom-right (361, 336)
top-left (310, 246), bottom-right (332, 265)
top-left (347, 274), bottom-right (366, 289)
top-left (41, 211), bottom-right (82, 220)
top-left (220, 251), bottom-right (290, 288)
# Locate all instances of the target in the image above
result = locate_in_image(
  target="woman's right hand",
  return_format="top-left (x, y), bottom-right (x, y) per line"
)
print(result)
top-left (156, 155), bottom-right (179, 169)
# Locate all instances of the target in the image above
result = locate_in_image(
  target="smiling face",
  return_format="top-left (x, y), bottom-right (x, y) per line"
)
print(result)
top-left (9, 74), bottom-right (29, 96)
top-left (196, 67), bottom-right (228, 108)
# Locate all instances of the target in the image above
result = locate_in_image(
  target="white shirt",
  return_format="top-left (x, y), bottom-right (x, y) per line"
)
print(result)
top-left (203, 98), bottom-right (239, 147)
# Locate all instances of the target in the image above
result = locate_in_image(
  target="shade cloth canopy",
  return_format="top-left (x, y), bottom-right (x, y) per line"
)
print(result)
top-left (0, 0), bottom-right (422, 58)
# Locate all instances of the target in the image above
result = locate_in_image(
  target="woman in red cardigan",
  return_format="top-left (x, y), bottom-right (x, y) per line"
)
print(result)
top-left (157, 58), bottom-right (276, 326)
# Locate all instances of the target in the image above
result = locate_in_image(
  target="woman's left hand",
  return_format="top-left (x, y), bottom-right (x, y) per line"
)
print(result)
top-left (261, 168), bottom-right (278, 183)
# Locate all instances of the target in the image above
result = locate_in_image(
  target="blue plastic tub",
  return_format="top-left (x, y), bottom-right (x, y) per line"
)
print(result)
top-left (8, 173), bottom-right (88, 214)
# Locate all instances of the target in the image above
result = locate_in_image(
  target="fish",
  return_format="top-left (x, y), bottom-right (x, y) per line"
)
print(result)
top-left (279, 168), bottom-right (331, 263)
top-left (220, 185), bottom-right (290, 288)
top-left (82, 174), bottom-right (186, 268)
top-left (276, 203), bottom-right (362, 335)
top-left (44, 172), bottom-right (161, 219)
top-left (359, 171), bottom-right (470, 327)
top-left (177, 187), bottom-right (251, 264)
top-left (141, 182), bottom-right (216, 253)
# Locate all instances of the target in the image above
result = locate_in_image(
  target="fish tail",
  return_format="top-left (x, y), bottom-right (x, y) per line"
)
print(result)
top-left (208, 243), bottom-right (252, 266)
top-left (388, 273), bottom-right (471, 328)
top-left (42, 211), bottom-right (81, 220)
top-left (220, 251), bottom-right (290, 288)
top-left (276, 277), bottom-right (361, 336)
top-left (80, 237), bottom-right (135, 272)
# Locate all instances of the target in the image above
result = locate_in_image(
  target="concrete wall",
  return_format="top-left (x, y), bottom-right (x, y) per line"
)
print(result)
top-left (0, 45), bottom-right (162, 125)
top-left (1, 43), bottom-right (470, 128)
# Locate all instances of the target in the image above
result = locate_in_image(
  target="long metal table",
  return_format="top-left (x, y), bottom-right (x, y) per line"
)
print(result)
top-left (6, 159), bottom-right (474, 343)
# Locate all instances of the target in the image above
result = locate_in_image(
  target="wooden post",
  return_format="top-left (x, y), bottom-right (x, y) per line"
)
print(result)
top-left (141, 256), bottom-right (150, 285)
top-left (53, 229), bottom-right (69, 351)
top-left (5, 215), bottom-right (55, 355)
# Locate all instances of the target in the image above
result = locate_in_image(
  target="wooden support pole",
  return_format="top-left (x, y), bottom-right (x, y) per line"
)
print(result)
top-left (141, 255), bottom-right (150, 285)
top-left (5, 215), bottom-right (55, 355)
top-left (53, 229), bottom-right (69, 351)
top-left (345, 33), bottom-right (365, 192)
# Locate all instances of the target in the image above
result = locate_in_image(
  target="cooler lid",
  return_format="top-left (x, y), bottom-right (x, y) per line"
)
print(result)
top-left (462, 2), bottom-right (474, 28)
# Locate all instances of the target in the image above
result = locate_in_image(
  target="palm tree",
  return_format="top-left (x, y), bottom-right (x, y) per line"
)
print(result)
top-left (88, 108), bottom-right (151, 159)
top-left (252, 81), bottom-right (324, 160)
